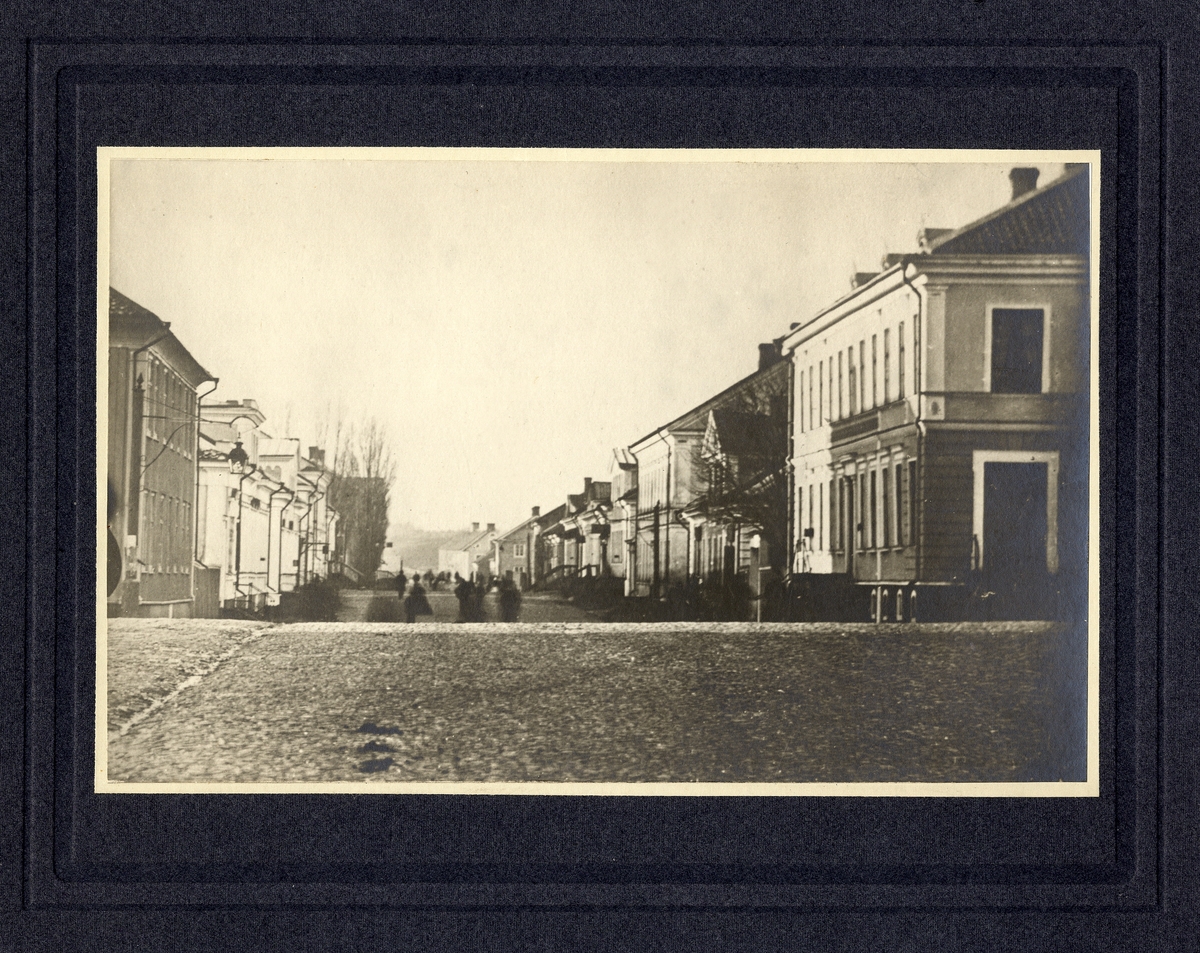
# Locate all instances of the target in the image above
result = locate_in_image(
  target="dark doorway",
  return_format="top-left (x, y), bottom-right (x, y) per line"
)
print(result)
top-left (983, 461), bottom-right (1050, 616)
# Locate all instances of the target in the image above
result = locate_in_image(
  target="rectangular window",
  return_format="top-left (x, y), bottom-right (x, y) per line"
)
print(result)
top-left (514, 543), bottom-right (526, 558)
top-left (869, 470), bottom-right (878, 549)
top-left (796, 484), bottom-right (803, 541)
top-left (848, 346), bottom-right (857, 416)
top-left (882, 466), bottom-right (892, 547)
top-left (836, 478), bottom-right (844, 552)
top-left (829, 479), bottom-right (836, 553)
top-left (818, 482), bottom-right (824, 551)
top-left (884, 329), bottom-right (891, 404)
top-left (859, 473), bottom-right (868, 551)
top-left (808, 483), bottom-right (813, 540)
top-left (894, 463), bottom-right (904, 547)
top-left (798, 370), bottom-right (805, 433)
top-left (837, 351), bottom-right (844, 420)
top-left (908, 460), bottom-right (917, 550)
top-left (898, 322), bottom-right (906, 398)
top-left (829, 360), bottom-right (834, 422)
top-left (991, 308), bottom-right (1045, 393)
top-left (871, 335), bottom-right (878, 408)
top-left (818, 361), bottom-right (824, 424)
top-left (859, 339), bottom-right (866, 411)
top-left (808, 366), bottom-right (814, 430)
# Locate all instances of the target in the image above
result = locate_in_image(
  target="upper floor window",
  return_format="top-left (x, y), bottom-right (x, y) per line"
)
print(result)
top-left (990, 308), bottom-right (1045, 394)
top-left (883, 329), bottom-right (891, 404)
top-left (847, 347), bottom-right (856, 416)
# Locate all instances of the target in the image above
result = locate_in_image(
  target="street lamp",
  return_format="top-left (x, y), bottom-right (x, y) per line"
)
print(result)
top-left (228, 440), bottom-right (250, 475)
top-left (230, 442), bottom-right (257, 606)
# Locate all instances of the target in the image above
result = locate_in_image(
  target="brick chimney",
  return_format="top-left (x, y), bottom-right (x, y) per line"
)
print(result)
top-left (758, 341), bottom-right (782, 370)
top-left (486, 523), bottom-right (495, 532)
top-left (1009, 167), bottom-right (1039, 201)
top-left (532, 506), bottom-right (540, 517)
top-left (472, 522), bottom-right (480, 532)
top-left (583, 477), bottom-right (592, 493)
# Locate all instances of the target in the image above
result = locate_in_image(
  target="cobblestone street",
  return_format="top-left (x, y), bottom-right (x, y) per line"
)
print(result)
top-left (104, 595), bottom-right (1085, 785)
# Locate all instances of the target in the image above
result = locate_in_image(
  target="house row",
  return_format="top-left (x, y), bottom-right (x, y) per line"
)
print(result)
top-left (489, 164), bottom-right (1090, 620)
top-left (106, 289), bottom-right (342, 618)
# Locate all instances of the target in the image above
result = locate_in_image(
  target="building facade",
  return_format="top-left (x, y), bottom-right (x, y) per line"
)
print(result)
top-left (492, 507), bottom-right (542, 589)
top-left (197, 400), bottom-right (338, 614)
top-left (782, 165), bottom-right (1090, 620)
top-left (625, 344), bottom-right (789, 599)
top-left (107, 289), bottom-right (215, 618)
top-left (437, 523), bottom-right (496, 581)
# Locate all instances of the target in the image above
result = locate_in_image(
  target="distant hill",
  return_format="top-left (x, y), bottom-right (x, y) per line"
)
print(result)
top-left (384, 523), bottom-right (469, 575)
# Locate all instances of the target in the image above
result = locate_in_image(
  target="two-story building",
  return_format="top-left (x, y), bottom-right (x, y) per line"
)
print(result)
top-left (438, 523), bottom-right (497, 582)
top-left (625, 343), bottom-right (789, 599)
top-left (197, 400), bottom-right (338, 614)
top-left (106, 289), bottom-right (216, 618)
top-left (782, 165), bottom-right (1090, 620)
top-left (492, 507), bottom-right (543, 590)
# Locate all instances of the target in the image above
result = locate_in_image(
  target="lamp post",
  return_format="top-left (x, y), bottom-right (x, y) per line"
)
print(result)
top-left (228, 441), bottom-right (257, 607)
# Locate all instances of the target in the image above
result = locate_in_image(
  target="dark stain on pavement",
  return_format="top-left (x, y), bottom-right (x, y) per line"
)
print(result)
top-left (358, 721), bottom-right (403, 735)
top-left (359, 740), bottom-right (395, 753)
top-left (358, 757), bottom-right (394, 773)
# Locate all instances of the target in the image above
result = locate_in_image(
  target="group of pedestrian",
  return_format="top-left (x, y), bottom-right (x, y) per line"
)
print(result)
top-left (394, 569), bottom-right (525, 623)
top-left (450, 572), bottom-right (523, 623)
top-left (395, 571), bottom-right (433, 623)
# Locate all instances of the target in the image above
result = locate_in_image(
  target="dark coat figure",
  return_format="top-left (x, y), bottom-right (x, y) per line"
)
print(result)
top-left (453, 573), bottom-right (473, 622)
top-left (404, 580), bottom-right (433, 623)
top-left (396, 571), bottom-right (408, 599)
top-left (498, 578), bottom-right (522, 622)
top-left (471, 577), bottom-right (488, 622)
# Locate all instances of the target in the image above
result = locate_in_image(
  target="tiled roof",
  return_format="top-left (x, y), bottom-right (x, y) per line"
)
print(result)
top-left (440, 529), bottom-right (492, 552)
top-left (629, 358), bottom-right (789, 450)
top-left (929, 165), bottom-right (1089, 257)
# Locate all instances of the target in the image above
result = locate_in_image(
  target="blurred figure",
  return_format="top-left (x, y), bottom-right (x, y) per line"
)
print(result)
top-left (471, 576), bottom-right (488, 622)
top-left (498, 576), bottom-right (522, 622)
top-left (453, 572), bottom-right (472, 622)
top-left (395, 571), bottom-right (408, 600)
top-left (404, 575), bottom-right (433, 623)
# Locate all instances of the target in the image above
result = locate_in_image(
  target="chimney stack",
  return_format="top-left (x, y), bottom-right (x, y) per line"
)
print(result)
top-left (472, 522), bottom-right (480, 532)
top-left (758, 342), bottom-right (781, 370)
top-left (1009, 167), bottom-right (1039, 201)
top-left (532, 506), bottom-right (540, 517)
top-left (486, 523), bottom-right (496, 532)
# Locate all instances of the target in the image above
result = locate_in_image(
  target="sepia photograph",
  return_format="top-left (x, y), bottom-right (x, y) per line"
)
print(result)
top-left (96, 148), bottom-right (1099, 794)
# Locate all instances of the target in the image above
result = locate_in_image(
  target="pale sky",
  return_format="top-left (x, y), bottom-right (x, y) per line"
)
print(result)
top-left (106, 150), bottom-right (1069, 533)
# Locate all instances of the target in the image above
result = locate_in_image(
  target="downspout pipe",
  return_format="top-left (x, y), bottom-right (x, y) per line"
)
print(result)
top-left (192, 378), bottom-right (219, 573)
top-left (294, 473), bottom-right (319, 587)
top-left (234, 464), bottom-right (257, 602)
top-left (265, 479), bottom-right (290, 593)
top-left (898, 259), bottom-right (925, 588)
top-left (277, 487), bottom-right (295, 592)
top-left (649, 428), bottom-right (672, 595)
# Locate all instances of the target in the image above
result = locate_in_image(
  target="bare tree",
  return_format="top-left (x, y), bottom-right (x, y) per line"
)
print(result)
top-left (695, 379), bottom-right (789, 562)
top-left (321, 410), bottom-right (397, 581)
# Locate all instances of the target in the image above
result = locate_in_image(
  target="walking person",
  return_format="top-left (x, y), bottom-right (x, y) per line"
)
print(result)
top-left (453, 572), bottom-right (472, 622)
top-left (404, 574), bottom-right (433, 623)
top-left (471, 575), bottom-right (488, 622)
top-left (498, 576), bottom-right (522, 622)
